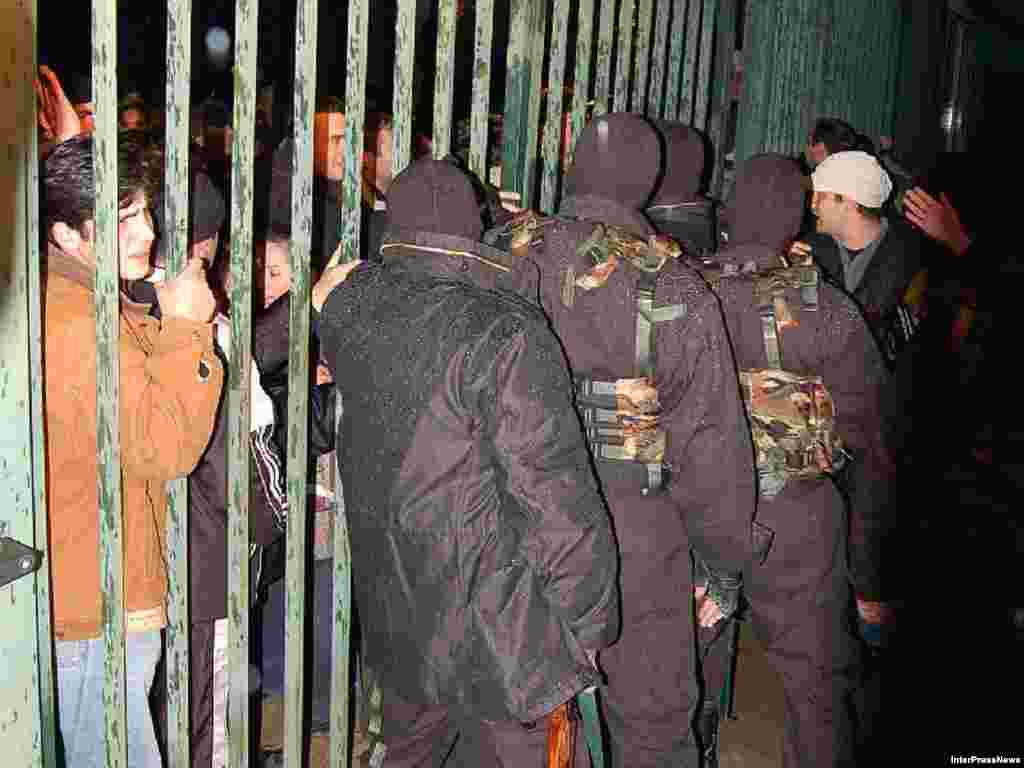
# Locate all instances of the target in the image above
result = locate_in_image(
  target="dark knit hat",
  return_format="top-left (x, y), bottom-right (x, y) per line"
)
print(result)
top-left (563, 112), bottom-right (662, 212)
top-left (728, 153), bottom-right (806, 253)
top-left (650, 120), bottom-right (706, 205)
top-left (387, 157), bottom-right (483, 241)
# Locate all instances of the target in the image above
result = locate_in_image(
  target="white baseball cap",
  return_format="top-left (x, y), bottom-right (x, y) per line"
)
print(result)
top-left (811, 150), bottom-right (893, 209)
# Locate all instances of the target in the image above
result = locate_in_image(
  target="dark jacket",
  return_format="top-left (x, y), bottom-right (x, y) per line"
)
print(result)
top-left (315, 161), bottom-right (619, 722)
top-left (802, 219), bottom-right (925, 365)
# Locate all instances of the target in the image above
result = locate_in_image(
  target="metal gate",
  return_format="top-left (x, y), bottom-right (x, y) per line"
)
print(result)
top-left (1, 0), bottom-right (732, 765)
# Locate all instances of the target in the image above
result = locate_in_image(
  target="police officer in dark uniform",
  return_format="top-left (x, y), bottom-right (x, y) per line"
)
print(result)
top-left (513, 112), bottom-right (757, 767)
top-left (313, 157), bottom-right (619, 766)
top-left (693, 154), bottom-right (892, 767)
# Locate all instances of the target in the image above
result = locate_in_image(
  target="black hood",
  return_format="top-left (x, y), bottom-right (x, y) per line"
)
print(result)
top-left (650, 120), bottom-right (705, 205)
top-left (729, 153), bottom-right (806, 253)
top-left (561, 112), bottom-right (662, 233)
top-left (387, 157), bottom-right (483, 241)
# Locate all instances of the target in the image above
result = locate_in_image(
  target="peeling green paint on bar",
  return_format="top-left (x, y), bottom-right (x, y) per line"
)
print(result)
top-left (502, 0), bottom-right (533, 198)
top-left (470, 0), bottom-right (496, 179)
top-left (708, 0), bottom-right (737, 197)
top-left (163, 0), bottom-right (193, 763)
top-left (648, 0), bottom-right (671, 118)
top-left (393, 0), bottom-right (417, 175)
top-left (694, 0), bottom-right (716, 130)
top-left (330, 400), bottom-right (352, 768)
top-left (0, 0), bottom-right (54, 762)
top-left (614, 0), bottom-right (635, 112)
top-left (523, 0), bottom-right (547, 209)
top-left (342, 0), bottom-right (369, 264)
top-left (632, 0), bottom-right (653, 113)
top-left (285, 2), bottom-right (317, 766)
top-left (227, 1), bottom-right (259, 766)
top-left (593, 0), bottom-right (616, 116)
top-left (90, 0), bottom-right (127, 763)
top-left (664, 0), bottom-right (687, 120)
top-left (540, 0), bottom-right (569, 213)
top-left (569, 0), bottom-right (595, 159)
top-left (433, 0), bottom-right (458, 159)
top-left (26, 0), bottom-right (58, 761)
top-left (679, 0), bottom-right (702, 123)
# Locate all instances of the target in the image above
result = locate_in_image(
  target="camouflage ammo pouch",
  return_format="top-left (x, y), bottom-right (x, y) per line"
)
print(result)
top-left (568, 221), bottom-right (686, 494)
top-left (708, 260), bottom-right (847, 499)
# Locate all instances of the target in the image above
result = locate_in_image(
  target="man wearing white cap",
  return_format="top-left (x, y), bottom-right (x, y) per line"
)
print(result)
top-left (808, 150), bottom-right (927, 648)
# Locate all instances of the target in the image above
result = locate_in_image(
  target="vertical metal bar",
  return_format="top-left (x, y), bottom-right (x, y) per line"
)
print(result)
top-left (569, 0), bottom-right (595, 158)
top-left (393, 0), bottom-right (417, 175)
top-left (593, 0), bottom-right (617, 116)
top-left (664, 0), bottom-right (687, 120)
top-left (708, 0), bottom-right (737, 197)
top-left (285, 1), bottom-right (317, 766)
top-left (632, 0), bottom-right (653, 113)
top-left (502, 0), bottom-right (534, 197)
top-left (470, 0), bottom-right (496, 179)
top-left (613, 0), bottom-right (635, 112)
top-left (648, 0), bottom-right (671, 118)
top-left (523, 0), bottom-right (548, 209)
top-left (679, 0), bottom-right (702, 122)
top-left (90, 0), bottom-right (127, 763)
top-left (163, 0), bottom-right (193, 762)
top-left (227, 0), bottom-right (259, 765)
top-left (433, 0), bottom-right (458, 159)
top-left (540, 0), bottom-right (570, 212)
top-left (0, 0), bottom-right (52, 763)
top-left (342, 0), bottom-right (369, 264)
top-left (694, 0), bottom-right (716, 130)
top-left (330, 402), bottom-right (352, 768)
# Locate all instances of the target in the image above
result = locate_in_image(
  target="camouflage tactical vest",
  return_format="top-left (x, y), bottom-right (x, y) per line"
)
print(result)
top-left (485, 211), bottom-right (685, 493)
top-left (699, 255), bottom-right (846, 499)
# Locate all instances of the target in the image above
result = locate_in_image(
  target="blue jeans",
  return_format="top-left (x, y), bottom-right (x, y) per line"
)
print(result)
top-left (56, 629), bottom-right (163, 768)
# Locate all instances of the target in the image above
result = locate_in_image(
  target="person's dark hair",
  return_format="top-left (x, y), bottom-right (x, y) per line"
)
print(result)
top-left (364, 111), bottom-right (394, 154)
top-left (316, 94), bottom-right (346, 116)
top-left (811, 118), bottom-right (859, 155)
top-left (43, 131), bottom-right (158, 235)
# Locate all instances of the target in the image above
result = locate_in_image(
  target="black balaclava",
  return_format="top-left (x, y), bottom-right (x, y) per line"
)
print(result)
top-left (649, 120), bottom-right (705, 205)
top-left (561, 112), bottom-right (662, 234)
top-left (386, 157), bottom-right (483, 241)
top-left (728, 153), bottom-right (806, 256)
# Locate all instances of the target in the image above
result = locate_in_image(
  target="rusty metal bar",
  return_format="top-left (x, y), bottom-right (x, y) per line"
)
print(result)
top-left (90, 0), bottom-right (127, 763)
top-left (470, 0), bottom-right (496, 179)
top-left (593, 0), bottom-right (616, 116)
top-left (341, 0), bottom-right (369, 264)
top-left (433, 0), bottom-right (458, 158)
top-left (569, 0), bottom-right (595, 158)
top-left (649, 0), bottom-right (671, 118)
top-left (226, 0), bottom-right (259, 765)
top-left (0, 0), bottom-right (54, 763)
top-left (162, 0), bottom-right (193, 763)
top-left (665, 0), bottom-right (687, 119)
top-left (523, 0), bottom-right (548, 209)
top-left (393, 0), bottom-right (417, 175)
top-left (708, 0), bottom-right (737, 196)
top-left (680, 0), bottom-right (702, 122)
top-left (540, 0), bottom-right (570, 212)
top-left (284, 0), bottom-right (317, 766)
top-left (502, 0), bottom-right (535, 197)
top-left (614, 0), bottom-right (635, 111)
top-left (694, 0), bottom-right (716, 129)
top-left (633, 0), bottom-right (653, 113)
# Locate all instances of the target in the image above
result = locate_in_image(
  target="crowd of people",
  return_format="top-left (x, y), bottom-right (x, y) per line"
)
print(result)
top-left (34, 52), bottom-right (1018, 768)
